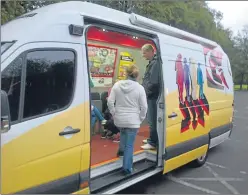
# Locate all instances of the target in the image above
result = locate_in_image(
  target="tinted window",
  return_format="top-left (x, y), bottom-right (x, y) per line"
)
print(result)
top-left (23, 50), bottom-right (75, 118)
top-left (1, 58), bottom-right (23, 122)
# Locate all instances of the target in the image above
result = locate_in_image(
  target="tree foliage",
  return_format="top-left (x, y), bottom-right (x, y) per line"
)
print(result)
top-left (232, 25), bottom-right (248, 87)
top-left (1, 0), bottom-right (247, 85)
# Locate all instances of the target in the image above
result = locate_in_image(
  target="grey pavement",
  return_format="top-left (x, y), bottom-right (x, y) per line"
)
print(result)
top-left (119, 91), bottom-right (248, 194)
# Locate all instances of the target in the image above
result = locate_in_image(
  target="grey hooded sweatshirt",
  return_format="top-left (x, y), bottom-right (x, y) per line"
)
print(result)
top-left (107, 79), bottom-right (148, 128)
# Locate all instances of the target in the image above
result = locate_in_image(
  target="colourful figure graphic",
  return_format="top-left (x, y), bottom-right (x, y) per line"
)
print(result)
top-left (209, 56), bottom-right (222, 84)
top-left (175, 54), bottom-right (184, 104)
top-left (219, 68), bottom-right (229, 89)
top-left (176, 55), bottom-right (210, 132)
top-left (197, 63), bottom-right (204, 99)
top-left (197, 62), bottom-right (210, 124)
top-left (183, 58), bottom-right (191, 102)
top-left (189, 58), bottom-right (197, 100)
top-left (177, 57), bottom-right (191, 133)
top-left (179, 104), bottom-right (191, 133)
top-left (187, 58), bottom-right (198, 129)
top-left (205, 49), bottom-right (229, 90)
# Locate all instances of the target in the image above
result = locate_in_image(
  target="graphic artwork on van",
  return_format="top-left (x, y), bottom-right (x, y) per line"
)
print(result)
top-left (175, 54), bottom-right (190, 132)
top-left (175, 54), bottom-right (184, 104)
top-left (204, 48), bottom-right (229, 90)
top-left (188, 58), bottom-right (198, 129)
top-left (175, 54), bottom-right (210, 133)
top-left (175, 56), bottom-right (190, 132)
top-left (183, 58), bottom-right (196, 130)
top-left (196, 62), bottom-right (209, 126)
top-left (183, 58), bottom-right (191, 102)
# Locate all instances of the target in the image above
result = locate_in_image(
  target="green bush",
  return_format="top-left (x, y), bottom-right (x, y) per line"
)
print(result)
top-left (234, 84), bottom-right (248, 90)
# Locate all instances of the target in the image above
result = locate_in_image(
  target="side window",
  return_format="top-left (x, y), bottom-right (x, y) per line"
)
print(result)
top-left (23, 50), bottom-right (75, 119)
top-left (1, 57), bottom-right (23, 122)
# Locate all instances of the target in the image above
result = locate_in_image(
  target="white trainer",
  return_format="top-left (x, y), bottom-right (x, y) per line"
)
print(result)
top-left (101, 120), bottom-right (107, 125)
top-left (141, 143), bottom-right (155, 150)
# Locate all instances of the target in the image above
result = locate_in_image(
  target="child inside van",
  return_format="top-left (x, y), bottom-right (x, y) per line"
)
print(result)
top-left (101, 84), bottom-right (120, 142)
top-left (90, 75), bottom-right (107, 132)
top-left (91, 105), bottom-right (107, 129)
top-left (101, 116), bottom-right (120, 142)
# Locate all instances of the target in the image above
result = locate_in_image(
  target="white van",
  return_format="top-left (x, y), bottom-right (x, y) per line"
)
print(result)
top-left (1, 1), bottom-right (234, 194)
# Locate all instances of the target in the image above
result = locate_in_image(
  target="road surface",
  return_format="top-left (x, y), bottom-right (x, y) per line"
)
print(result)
top-left (119, 91), bottom-right (248, 194)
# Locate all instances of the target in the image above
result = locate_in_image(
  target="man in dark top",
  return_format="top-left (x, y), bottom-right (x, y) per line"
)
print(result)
top-left (141, 44), bottom-right (161, 150)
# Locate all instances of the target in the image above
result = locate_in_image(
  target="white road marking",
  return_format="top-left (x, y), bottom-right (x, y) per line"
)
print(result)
top-left (167, 174), bottom-right (220, 195)
top-left (179, 177), bottom-right (244, 182)
top-left (206, 162), bottom-right (228, 169)
top-left (207, 161), bottom-right (248, 175)
top-left (205, 165), bottom-right (240, 195)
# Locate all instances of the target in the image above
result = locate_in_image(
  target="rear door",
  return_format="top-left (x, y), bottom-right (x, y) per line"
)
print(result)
top-left (1, 42), bottom-right (88, 194)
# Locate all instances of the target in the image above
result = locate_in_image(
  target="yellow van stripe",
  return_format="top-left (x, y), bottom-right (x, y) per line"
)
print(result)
top-left (73, 187), bottom-right (90, 194)
top-left (164, 145), bottom-right (208, 174)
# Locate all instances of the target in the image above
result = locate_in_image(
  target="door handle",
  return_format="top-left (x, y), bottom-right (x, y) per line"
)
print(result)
top-left (168, 112), bottom-right (178, 118)
top-left (59, 128), bottom-right (80, 136)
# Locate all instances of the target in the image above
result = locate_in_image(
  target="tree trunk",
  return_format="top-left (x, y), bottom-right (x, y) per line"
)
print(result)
top-left (240, 73), bottom-right (244, 90)
top-left (246, 75), bottom-right (248, 90)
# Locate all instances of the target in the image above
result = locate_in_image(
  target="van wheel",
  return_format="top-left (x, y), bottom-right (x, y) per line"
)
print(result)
top-left (190, 145), bottom-right (209, 168)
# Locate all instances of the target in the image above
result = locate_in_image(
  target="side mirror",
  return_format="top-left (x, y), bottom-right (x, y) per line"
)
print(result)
top-left (1, 90), bottom-right (11, 133)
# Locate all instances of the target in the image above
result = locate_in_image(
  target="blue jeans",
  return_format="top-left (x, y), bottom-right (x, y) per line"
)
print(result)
top-left (118, 128), bottom-right (138, 173)
top-left (91, 106), bottom-right (104, 128)
top-left (147, 99), bottom-right (158, 147)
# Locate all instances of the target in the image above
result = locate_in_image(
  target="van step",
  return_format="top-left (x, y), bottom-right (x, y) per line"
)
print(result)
top-left (90, 159), bottom-right (156, 194)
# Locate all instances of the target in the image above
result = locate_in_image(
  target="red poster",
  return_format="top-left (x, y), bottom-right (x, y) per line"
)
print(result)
top-left (88, 44), bottom-right (118, 78)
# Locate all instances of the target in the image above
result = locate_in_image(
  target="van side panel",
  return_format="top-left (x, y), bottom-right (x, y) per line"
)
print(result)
top-left (159, 34), bottom-right (233, 173)
top-left (203, 49), bottom-right (234, 142)
top-left (158, 34), bottom-right (210, 173)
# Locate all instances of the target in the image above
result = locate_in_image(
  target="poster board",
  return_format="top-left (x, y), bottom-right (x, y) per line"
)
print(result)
top-left (91, 77), bottom-right (113, 88)
top-left (117, 52), bottom-right (135, 80)
top-left (88, 44), bottom-right (117, 87)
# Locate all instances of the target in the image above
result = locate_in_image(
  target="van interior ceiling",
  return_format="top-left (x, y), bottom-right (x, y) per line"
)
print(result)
top-left (85, 26), bottom-right (160, 193)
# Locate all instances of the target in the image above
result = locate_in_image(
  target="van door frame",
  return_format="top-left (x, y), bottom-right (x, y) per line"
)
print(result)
top-left (83, 17), bottom-right (166, 169)
top-left (152, 37), bottom-right (165, 168)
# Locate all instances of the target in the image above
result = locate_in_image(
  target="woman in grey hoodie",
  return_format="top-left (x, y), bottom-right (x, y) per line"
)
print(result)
top-left (107, 65), bottom-right (148, 174)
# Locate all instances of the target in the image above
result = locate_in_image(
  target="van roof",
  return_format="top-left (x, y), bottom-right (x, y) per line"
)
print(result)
top-left (1, 1), bottom-right (222, 50)
top-left (1, 1), bottom-right (134, 43)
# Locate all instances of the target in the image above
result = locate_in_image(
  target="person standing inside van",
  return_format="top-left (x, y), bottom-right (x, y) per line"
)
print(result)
top-left (107, 65), bottom-right (147, 174)
top-left (141, 44), bottom-right (161, 150)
